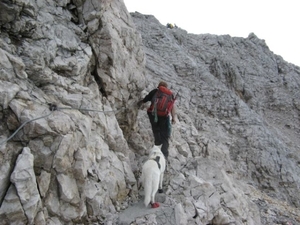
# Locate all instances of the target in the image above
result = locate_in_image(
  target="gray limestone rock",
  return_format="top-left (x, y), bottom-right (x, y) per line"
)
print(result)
top-left (0, 0), bottom-right (299, 225)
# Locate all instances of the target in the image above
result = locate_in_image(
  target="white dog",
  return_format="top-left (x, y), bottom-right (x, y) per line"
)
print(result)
top-left (140, 145), bottom-right (166, 208)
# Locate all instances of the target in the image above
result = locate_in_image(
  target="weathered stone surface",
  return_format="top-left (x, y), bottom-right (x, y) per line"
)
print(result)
top-left (57, 174), bottom-right (81, 205)
top-left (0, 82), bottom-right (20, 109)
top-left (37, 170), bottom-right (51, 198)
top-left (0, 185), bottom-right (27, 225)
top-left (174, 203), bottom-right (188, 225)
top-left (9, 147), bottom-right (42, 224)
top-left (0, 0), bottom-right (299, 224)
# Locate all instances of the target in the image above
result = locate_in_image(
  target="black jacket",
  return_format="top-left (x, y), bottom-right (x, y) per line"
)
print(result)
top-left (142, 88), bottom-right (158, 103)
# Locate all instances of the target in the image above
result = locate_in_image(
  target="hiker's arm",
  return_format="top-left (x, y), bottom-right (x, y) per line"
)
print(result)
top-left (143, 89), bottom-right (157, 102)
top-left (137, 89), bottom-right (157, 107)
top-left (171, 105), bottom-right (177, 124)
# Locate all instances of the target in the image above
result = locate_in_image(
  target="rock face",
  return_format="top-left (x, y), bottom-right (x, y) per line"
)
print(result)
top-left (0, 1), bottom-right (299, 225)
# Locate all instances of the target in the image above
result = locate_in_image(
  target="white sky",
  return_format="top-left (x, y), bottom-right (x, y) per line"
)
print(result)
top-left (124, 0), bottom-right (300, 66)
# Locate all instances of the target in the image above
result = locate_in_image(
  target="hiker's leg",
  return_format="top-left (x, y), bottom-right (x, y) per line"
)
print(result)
top-left (158, 170), bottom-right (164, 193)
top-left (148, 112), bottom-right (161, 145)
top-left (161, 137), bottom-right (169, 159)
top-left (159, 116), bottom-right (170, 159)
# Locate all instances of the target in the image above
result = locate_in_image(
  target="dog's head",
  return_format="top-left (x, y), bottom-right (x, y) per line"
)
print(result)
top-left (149, 145), bottom-right (163, 159)
top-left (148, 145), bottom-right (166, 172)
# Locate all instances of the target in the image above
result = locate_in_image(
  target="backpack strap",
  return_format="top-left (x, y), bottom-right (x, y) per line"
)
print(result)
top-left (153, 98), bottom-right (158, 122)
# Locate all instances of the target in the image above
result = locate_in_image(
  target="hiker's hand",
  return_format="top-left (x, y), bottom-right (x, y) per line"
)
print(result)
top-left (171, 119), bottom-right (176, 124)
top-left (137, 100), bottom-right (143, 108)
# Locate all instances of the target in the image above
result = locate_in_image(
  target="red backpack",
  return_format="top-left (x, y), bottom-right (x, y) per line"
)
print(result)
top-left (151, 86), bottom-right (176, 117)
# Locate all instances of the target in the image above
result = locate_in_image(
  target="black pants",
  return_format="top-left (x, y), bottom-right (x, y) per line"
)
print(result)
top-left (147, 112), bottom-right (171, 159)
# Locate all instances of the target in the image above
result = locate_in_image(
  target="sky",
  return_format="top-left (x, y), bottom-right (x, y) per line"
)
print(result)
top-left (124, 0), bottom-right (300, 66)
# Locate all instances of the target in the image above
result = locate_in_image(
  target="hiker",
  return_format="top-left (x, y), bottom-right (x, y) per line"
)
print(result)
top-left (137, 81), bottom-right (177, 160)
top-left (167, 23), bottom-right (174, 29)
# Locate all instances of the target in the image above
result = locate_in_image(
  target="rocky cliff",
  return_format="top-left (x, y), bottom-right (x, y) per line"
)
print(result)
top-left (0, 0), bottom-right (299, 225)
